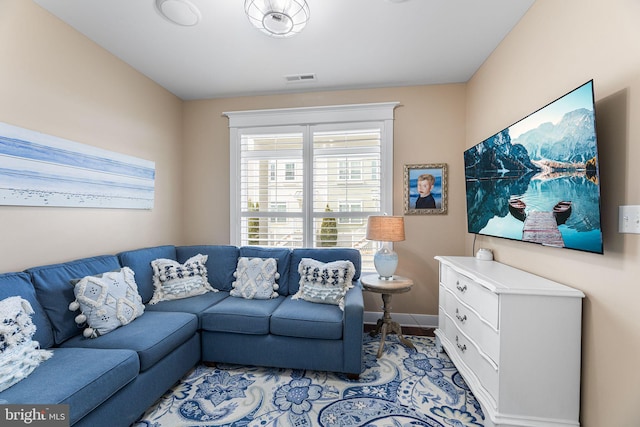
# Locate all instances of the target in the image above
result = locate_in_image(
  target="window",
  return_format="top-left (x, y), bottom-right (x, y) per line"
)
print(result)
top-left (269, 203), bottom-right (287, 222)
top-left (370, 160), bottom-right (380, 180)
top-left (338, 160), bottom-right (363, 181)
top-left (226, 103), bottom-right (398, 270)
top-left (284, 163), bottom-right (296, 180)
top-left (338, 202), bottom-right (363, 225)
top-left (269, 162), bottom-right (276, 181)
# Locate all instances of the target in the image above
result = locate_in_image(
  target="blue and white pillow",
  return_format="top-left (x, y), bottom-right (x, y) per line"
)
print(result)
top-left (292, 258), bottom-right (356, 310)
top-left (0, 296), bottom-right (53, 392)
top-left (69, 267), bottom-right (145, 338)
top-left (150, 254), bottom-right (216, 304)
top-left (231, 257), bottom-right (279, 299)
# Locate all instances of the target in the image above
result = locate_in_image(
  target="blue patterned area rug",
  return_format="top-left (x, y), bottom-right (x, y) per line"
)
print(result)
top-left (133, 335), bottom-right (484, 427)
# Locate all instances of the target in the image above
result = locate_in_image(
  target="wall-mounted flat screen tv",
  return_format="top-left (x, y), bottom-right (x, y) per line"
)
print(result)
top-left (464, 80), bottom-right (603, 254)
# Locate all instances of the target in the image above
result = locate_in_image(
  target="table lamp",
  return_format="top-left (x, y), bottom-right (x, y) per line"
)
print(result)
top-left (366, 215), bottom-right (405, 280)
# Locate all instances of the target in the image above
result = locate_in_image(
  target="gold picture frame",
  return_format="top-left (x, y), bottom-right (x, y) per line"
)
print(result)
top-left (404, 163), bottom-right (448, 215)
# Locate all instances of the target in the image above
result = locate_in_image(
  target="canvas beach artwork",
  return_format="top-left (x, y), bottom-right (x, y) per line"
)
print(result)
top-left (0, 122), bottom-right (155, 209)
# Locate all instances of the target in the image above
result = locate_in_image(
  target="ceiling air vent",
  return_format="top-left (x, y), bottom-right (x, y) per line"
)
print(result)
top-left (285, 73), bottom-right (317, 83)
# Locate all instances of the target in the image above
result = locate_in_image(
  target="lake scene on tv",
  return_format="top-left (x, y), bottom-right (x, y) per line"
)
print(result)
top-left (464, 81), bottom-right (603, 254)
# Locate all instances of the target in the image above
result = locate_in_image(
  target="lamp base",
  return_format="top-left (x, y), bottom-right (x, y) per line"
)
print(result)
top-left (373, 245), bottom-right (398, 280)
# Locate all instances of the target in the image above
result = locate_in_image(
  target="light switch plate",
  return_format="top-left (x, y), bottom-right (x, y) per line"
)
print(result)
top-left (619, 205), bottom-right (640, 234)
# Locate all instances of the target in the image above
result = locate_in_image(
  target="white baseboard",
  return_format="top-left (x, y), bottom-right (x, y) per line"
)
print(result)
top-left (364, 311), bottom-right (439, 329)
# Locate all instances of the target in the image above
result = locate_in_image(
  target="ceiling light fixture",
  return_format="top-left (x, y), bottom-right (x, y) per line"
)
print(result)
top-left (155, 0), bottom-right (201, 27)
top-left (244, 0), bottom-right (310, 38)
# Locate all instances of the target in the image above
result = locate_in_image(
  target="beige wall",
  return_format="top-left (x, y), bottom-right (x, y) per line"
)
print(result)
top-left (0, 0), bottom-right (184, 272)
top-left (466, 1), bottom-right (640, 426)
top-left (182, 85), bottom-right (467, 316)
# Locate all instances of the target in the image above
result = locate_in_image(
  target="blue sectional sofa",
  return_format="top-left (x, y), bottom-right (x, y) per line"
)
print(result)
top-left (0, 245), bottom-right (364, 427)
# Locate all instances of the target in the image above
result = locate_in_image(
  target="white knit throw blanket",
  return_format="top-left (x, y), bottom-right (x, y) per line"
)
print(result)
top-left (0, 296), bottom-right (53, 392)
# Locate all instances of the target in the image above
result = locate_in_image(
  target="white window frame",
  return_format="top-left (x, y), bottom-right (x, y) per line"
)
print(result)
top-left (225, 102), bottom-right (399, 249)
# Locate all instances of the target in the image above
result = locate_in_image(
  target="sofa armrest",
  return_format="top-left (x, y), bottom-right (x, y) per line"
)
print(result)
top-left (342, 281), bottom-right (364, 374)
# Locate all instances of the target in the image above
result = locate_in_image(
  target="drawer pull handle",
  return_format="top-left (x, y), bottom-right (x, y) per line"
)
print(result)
top-left (456, 335), bottom-right (467, 353)
top-left (455, 309), bottom-right (467, 323)
top-left (456, 281), bottom-right (467, 293)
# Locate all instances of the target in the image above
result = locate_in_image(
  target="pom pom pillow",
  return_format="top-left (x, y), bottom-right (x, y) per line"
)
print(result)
top-left (150, 254), bottom-right (216, 304)
top-left (292, 258), bottom-right (356, 310)
top-left (0, 296), bottom-right (53, 392)
top-left (69, 267), bottom-right (145, 338)
top-left (231, 257), bottom-right (279, 299)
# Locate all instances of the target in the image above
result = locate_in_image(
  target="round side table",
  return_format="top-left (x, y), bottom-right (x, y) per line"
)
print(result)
top-left (361, 274), bottom-right (415, 358)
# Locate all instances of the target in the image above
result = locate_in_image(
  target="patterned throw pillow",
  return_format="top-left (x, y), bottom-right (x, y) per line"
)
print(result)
top-left (150, 254), bottom-right (216, 304)
top-left (69, 267), bottom-right (145, 338)
top-left (231, 257), bottom-right (279, 299)
top-left (292, 258), bottom-right (356, 310)
top-left (0, 296), bottom-right (53, 392)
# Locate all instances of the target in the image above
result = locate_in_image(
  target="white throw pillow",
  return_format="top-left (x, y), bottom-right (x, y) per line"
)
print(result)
top-left (150, 254), bottom-right (216, 304)
top-left (69, 267), bottom-right (145, 338)
top-left (231, 257), bottom-right (279, 299)
top-left (0, 296), bottom-right (53, 392)
top-left (292, 258), bottom-right (356, 310)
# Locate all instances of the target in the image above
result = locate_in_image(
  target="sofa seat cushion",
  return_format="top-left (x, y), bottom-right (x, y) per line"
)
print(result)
top-left (145, 292), bottom-right (229, 328)
top-left (270, 297), bottom-right (344, 340)
top-left (200, 295), bottom-right (285, 335)
top-left (26, 255), bottom-right (122, 345)
top-left (0, 347), bottom-right (138, 426)
top-left (59, 311), bottom-right (197, 372)
top-left (0, 272), bottom-right (54, 349)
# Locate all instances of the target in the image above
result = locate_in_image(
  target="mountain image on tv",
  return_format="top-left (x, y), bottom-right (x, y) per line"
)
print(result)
top-left (464, 80), bottom-right (603, 254)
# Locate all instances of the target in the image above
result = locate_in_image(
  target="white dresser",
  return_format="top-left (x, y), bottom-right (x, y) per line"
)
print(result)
top-left (434, 256), bottom-right (584, 427)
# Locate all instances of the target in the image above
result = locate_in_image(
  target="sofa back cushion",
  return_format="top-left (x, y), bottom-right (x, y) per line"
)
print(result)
top-left (0, 272), bottom-right (55, 349)
top-left (177, 245), bottom-right (239, 291)
top-left (288, 248), bottom-right (361, 295)
top-left (239, 247), bottom-right (291, 295)
top-left (117, 245), bottom-right (176, 303)
top-left (26, 255), bottom-right (121, 345)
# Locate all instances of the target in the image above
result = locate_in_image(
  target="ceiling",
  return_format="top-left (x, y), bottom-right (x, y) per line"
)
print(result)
top-left (32, 0), bottom-right (535, 101)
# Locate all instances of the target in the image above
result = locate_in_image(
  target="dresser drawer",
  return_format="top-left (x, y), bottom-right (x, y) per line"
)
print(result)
top-left (441, 265), bottom-right (499, 329)
top-left (444, 313), bottom-right (499, 405)
top-left (443, 287), bottom-right (499, 364)
top-left (438, 284), bottom-right (448, 338)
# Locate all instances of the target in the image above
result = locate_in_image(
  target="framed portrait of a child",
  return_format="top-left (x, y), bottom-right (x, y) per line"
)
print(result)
top-left (404, 163), bottom-right (448, 215)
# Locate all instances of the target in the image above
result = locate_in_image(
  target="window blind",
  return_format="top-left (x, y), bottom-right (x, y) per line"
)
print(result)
top-left (227, 103), bottom-right (398, 272)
